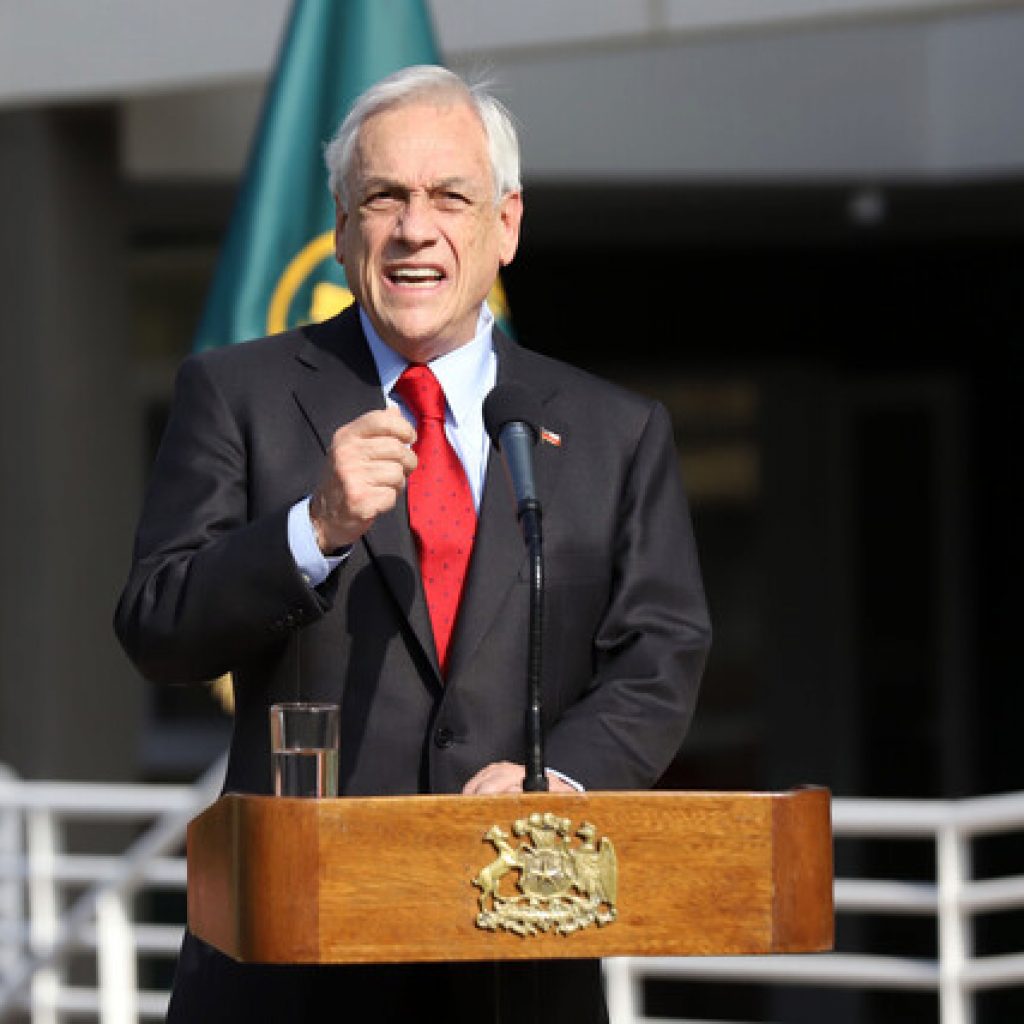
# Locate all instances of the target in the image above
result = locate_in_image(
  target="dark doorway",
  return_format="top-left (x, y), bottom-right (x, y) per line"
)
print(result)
top-left (503, 180), bottom-right (1024, 1023)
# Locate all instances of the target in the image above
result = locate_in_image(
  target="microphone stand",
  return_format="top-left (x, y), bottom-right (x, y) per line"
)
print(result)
top-left (519, 499), bottom-right (548, 792)
top-left (484, 392), bottom-right (549, 796)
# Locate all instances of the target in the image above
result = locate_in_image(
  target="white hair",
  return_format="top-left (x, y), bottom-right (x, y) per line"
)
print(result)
top-left (324, 65), bottom-right (521, 207)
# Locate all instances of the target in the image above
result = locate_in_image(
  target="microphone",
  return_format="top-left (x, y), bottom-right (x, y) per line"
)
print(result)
top-left (482, 383), bottom-right (543, 544)
top-left (482, 383), bottom-right (548, 792)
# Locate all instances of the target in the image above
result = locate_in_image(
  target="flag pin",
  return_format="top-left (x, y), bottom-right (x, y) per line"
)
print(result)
top-left (541, 428), bottom-right (562, 447)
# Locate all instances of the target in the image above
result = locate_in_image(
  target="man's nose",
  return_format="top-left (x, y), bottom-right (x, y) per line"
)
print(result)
top-left (395, 193), bottom-right (437, 246)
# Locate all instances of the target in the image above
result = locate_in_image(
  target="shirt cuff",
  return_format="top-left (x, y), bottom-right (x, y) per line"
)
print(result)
top-left (548, 768), bottom-right (585, 792)
top-left (287, 496), bottom-right (347, 588)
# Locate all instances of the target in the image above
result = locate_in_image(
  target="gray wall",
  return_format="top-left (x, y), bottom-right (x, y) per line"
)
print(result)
top-left (0, 107), bottom-right (142, 781)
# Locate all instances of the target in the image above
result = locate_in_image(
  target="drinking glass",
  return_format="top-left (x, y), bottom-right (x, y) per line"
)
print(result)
top-left (269, 702), bottom-right (339, 797)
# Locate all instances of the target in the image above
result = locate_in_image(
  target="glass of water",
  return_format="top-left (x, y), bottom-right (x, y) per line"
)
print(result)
top-left (269, 702), bottom-right (340, 798)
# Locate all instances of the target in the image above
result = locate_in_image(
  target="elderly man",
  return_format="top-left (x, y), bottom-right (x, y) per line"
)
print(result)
top-left (116, 65), bottom-right (709, 1024)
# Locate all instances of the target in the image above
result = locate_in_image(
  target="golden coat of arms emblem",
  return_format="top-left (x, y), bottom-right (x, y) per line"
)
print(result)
top-left (472, 812), bottom-right (618, 937)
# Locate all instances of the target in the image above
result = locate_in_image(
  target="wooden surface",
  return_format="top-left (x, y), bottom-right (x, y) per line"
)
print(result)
top-left (187, 789), bottom-right (833, 964)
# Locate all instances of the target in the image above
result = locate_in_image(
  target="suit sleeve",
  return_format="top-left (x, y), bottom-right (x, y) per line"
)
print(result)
top-left (542, 401), bottom-right (711, 790)
top-left (114, 355), bottom-right (330, 685)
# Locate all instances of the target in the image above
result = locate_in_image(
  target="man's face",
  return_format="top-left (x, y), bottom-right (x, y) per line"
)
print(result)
top-left (335, 99), bottom-right (523, 362)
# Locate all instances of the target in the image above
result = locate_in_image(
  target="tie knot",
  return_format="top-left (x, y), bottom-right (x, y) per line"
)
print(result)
top-left (394, 364), bottom-right (447, 423)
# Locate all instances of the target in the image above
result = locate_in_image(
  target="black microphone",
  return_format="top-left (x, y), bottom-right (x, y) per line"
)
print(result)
top-left (482, 383), bottom-right (548, 792)
top-left (482, 383), bottom-right (543, 544)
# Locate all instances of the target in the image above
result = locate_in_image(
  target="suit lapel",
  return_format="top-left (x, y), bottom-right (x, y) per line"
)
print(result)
top-left (291, 308), bottom-right (383, 452)
top-left (446, 333), bottom-right (567, 682)
top-left (364, 487), bottom-right (440, 678)
top-left (291, 309), bottom-right (440, 680)
top-left (445, 443), bottom-right (522, 679)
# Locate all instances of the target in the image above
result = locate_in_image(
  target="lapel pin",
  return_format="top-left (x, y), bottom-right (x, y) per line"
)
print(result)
top-left (540, 428), bottom-right (562, 447)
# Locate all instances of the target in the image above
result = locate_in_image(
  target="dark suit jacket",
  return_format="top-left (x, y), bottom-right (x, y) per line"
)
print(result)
top-left (115, 306), bottom-right (710, 797)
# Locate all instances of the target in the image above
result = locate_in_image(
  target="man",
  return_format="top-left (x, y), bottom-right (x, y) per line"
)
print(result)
top-left (116, 66), bottom-right (710, 1024)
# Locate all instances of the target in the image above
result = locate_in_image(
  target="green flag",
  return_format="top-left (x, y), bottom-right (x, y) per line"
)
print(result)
top-left (194, 0), bottom-right (515, 351)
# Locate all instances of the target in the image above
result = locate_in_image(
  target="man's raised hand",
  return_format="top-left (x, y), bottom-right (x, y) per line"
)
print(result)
top-left (309, 408), bottom-right (417, 553)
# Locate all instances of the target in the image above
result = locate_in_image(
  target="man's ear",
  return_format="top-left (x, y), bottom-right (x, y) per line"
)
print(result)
top-left (497, 190), bottom-right (524, 267)
top-left (333, 196), bottom-right (348, 265)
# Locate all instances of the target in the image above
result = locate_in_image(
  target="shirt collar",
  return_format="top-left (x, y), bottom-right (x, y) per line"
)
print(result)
top-left (359, 305), bottom-right (496, 427)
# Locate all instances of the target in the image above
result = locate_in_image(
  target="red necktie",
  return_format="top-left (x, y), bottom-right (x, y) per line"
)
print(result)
top-left (393, 365), bottom-right (477, 675)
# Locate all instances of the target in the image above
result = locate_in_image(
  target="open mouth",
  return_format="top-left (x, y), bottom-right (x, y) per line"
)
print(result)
top-left (387, 266), bottom-right (445, 287)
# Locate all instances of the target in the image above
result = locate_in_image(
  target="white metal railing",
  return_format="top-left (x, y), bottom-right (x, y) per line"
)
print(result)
top-left (604, 790), bottom-right (1024, 1024)
top-left (0, 759), bottom-right (224, 1023)
top-left (1, 772), bottom-right (1022, 1023)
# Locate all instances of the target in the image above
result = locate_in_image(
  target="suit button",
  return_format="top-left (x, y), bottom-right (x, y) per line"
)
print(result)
top-left (434, 727), bottom-right (454, 749)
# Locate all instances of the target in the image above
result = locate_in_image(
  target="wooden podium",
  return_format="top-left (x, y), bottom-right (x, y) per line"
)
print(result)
top-left (187, 788), bottom-right (832, 964)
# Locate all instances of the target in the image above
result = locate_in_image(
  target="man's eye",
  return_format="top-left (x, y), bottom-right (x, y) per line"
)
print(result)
top-left (436, 191), bottom-right (470, 210)
top-left (364, 192), bottom-right (399, 210)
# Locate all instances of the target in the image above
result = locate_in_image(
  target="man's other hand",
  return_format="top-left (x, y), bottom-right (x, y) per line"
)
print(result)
top-left (310, 408), bottom-right (417, 552)
top-left (461, 761), bottom-right (576, 795)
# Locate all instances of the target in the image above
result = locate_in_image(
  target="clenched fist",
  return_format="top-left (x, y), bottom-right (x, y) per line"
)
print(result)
top-left (309, 407), bottom-right (417, 553)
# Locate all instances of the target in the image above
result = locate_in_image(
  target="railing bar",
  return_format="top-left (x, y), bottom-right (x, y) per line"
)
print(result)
top-left (834, 878), bottom-right (937, 912)
top-left (937, 823), bottom-right (973, 1024)
top-left (128, 924), bottom-right (186, 944)
top-left (16, 986), bottom-right (171, 1014)
top-left (0, 922), bottom-right (184, 953)
top-left (0, 767), bottom-right (22, 983)
top-left (948, 792), bottom-right (1024, 832)
top-left (832, 794), bottom-right (1024, 837)
top-left (0, 786), bottom-right (201, 815)
top-left (834, 821), bottom-right (952, 837)
top-left (609, 1018), bottom-right (757, 1024)
top-left (96, 890), bottom-right (137, 1024)
top-left (961, 952), bottom-right (1024, 991)
top-left (0, 854), bottom-right (187, 886)
top-left (833, 799), bottom-right (956, 831)
top-left (100, 924), bottom-right (183, 956)
top-left (835, 876), bottom-right (1024, 915)
top-left (136, 990), bottom-right (172, 1019)
top-left (5, 984), bottom-right (188, 1019)
top-left (960, 875), bottom-right (1024, 912)
top-left (622, 953), bottom-right (941, 989)
top-left (27, 807), bottom-right (63, 1024)
top-left (602, 956), bottom-right (637, 1024)
top-left (0, 800), bottom-right (198, 820)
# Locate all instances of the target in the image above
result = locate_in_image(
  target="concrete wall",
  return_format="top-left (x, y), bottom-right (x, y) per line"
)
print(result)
top-left (3, 0), bottom-right (1022, 181)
